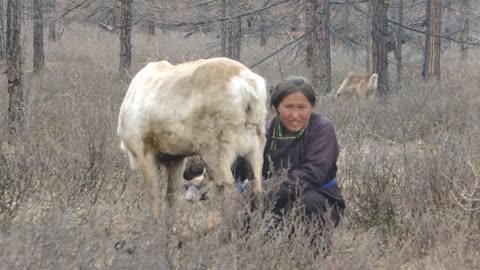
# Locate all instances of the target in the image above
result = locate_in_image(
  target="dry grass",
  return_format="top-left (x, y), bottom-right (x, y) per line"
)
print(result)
top-left (1, 24), bottom-right (480, 269)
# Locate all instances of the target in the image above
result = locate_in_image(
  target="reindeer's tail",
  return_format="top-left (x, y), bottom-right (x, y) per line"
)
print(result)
top-left (237, 71), bottom-right (268, 126)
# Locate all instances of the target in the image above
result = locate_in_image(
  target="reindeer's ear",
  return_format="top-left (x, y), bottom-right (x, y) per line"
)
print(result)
top-left (329, 89), bottom-right (336, 98)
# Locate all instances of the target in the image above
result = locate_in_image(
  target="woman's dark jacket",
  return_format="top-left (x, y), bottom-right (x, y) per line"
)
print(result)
top-left (262, 113), bottom-right (345, 209)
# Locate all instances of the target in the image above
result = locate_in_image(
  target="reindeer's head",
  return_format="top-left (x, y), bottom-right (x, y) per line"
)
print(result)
top-left (182, 156), bottom-right (251, 202)
top-left (183, 162), bottom-right (209, 202)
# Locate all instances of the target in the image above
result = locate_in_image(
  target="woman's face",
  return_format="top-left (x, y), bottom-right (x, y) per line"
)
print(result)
top-left (277, 91), bottom-right (313, 136)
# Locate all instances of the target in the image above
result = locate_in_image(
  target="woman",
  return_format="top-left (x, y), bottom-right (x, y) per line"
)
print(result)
top-left (263, 76), bottom-right (345, 229)
top-left (183, 77), bottom-right (345, 228)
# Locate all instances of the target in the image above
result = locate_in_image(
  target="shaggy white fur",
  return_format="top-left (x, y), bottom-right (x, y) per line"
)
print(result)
top-left (117, 57), bottom-right (267, 218)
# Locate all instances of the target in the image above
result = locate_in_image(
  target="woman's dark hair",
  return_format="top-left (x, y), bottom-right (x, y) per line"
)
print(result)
top-left (270, 76), bottom-right (316, 109)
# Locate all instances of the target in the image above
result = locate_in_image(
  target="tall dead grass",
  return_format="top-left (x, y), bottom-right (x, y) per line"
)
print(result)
top-left (1, 24), bottom-right (480, 269)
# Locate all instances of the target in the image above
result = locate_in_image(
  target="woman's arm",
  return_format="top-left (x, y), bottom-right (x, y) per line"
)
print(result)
top-left (285, 118), bottom-right (339, 190)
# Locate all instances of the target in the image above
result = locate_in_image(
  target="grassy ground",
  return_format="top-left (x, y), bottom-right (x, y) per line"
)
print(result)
top-left (1, 24), bottom-right (480, 269)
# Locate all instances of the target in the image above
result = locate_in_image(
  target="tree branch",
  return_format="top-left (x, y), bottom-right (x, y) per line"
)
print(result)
top-left (160, 0), bottom-right (292, 28)
top-left (250, 29), bottom-right (313, 69)
top-left (388, 18), bottom-right (480, 47)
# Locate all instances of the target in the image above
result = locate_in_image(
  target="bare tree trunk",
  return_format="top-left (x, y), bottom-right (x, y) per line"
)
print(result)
top-left (226, 17), bottom-right (233, 58)
top-left (311, 0), bottom-right (331, 95)
top-left (343, 0), bottom-right (351, 27)
top-left (371, 0), bottom-right (389, 95)
top-left (305, 0), bottom-right (314, 68)
top-left (365, 0), bottom-right (372, 73)
top-left (119, 0), bottom-right (132, 75)
top-left (5, 0), bottom-right (8, 51)
top-left (232, 16), bottom-right (242, 60)
top-left (430, 0), bottom-right (442, 81)
top-left (33, 0), bottom-right (44, 73)
top-left (221, 0), bottom-right (241, 60)
top-left (221, 0), bottom-right (227, 55)
top-left (112, 2), bottom-right (120, 33)
top-left (47, 0), bottom-right (56, 41)
top-left (259, 14), bottom-right (267, 47)
top-left (6, 0), bottom-right (25, 135)
top-left (226, 3), bottom-right (235, 59)
top-left (18, 0), bottom-right (24, 24)
top-left (394, 0), bottom-right (404, 84)
top-left (459, 0), bottom-right (469, 61)
top-left (342, 0), bottom-right (353, 62)
top-left (226, 19), bottom-right (234, 58)
top-left (422, 0), bottom-right (431, 80)
top-left (147, 0), bottom-right (155, 36)
top-left (256, 0), bottom-right (269, 47)
top-left (423, 0), bottom-right (442, 81)
top-left (0, 0), bottom-right (5, 60)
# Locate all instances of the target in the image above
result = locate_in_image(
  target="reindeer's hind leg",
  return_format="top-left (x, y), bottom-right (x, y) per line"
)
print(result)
top-left (136, 152), bottom-right (162, 219)
top-left (164, 158), bottom-right (186, 209)
top-left (244, 148), bottom-right (264, 197)
top-left (201, 140), bottom-right (237, 199)
top-left (244, 135), bottom-right (266, 209)
top-left (161, 158), bottom-right (186, 270)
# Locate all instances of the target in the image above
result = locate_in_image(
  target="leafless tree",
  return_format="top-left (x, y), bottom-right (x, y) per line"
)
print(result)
top-left (310, 0), bottom-right (331, 95)
top-left (0, 0), bottom-right (5, 60)
top-left (33, 0), bottom-right (45, 73)
top-left (365, 0), bottom-right (373, 73)
top-left (112, 1), bottom-right (120, 33)
top-left (47, 0), bottom-right (56, 41)
top-left (221, 0), bottom-right (228, 55)
top-left (146, 0), bottom-right (155, 36)
top-left (119, 0), bottom-right (132, 75)
top-left (371, 0), bottom-right (389, 95)
top-left (225, 4), bottom-right (235, 58)
top-left (6, 0), bottom-right (25, 135)
top-left (394, 0), bottom-right (404, 84)
top-left (459, 0), bottom-right (469, 61)
top-left (305, 0), bottom-right (314, 68)
top-left (18, 0), bottom-right (25, 24)
top-left (231, 16), bottom-right (242, 60)
top-left (422, 0), bottom-right (431, 80)
top-left (423, 0), bottom-right (442, 81)
top-left (342, 0), bottom-right (351, 28)
top-left (259, 12), bottom-right (267, 47)
top-left (220, 0), bottom-right (242, 60)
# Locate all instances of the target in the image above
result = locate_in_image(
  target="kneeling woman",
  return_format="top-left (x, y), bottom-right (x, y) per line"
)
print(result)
top-left (263, 77), bottom-right (345, 230)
